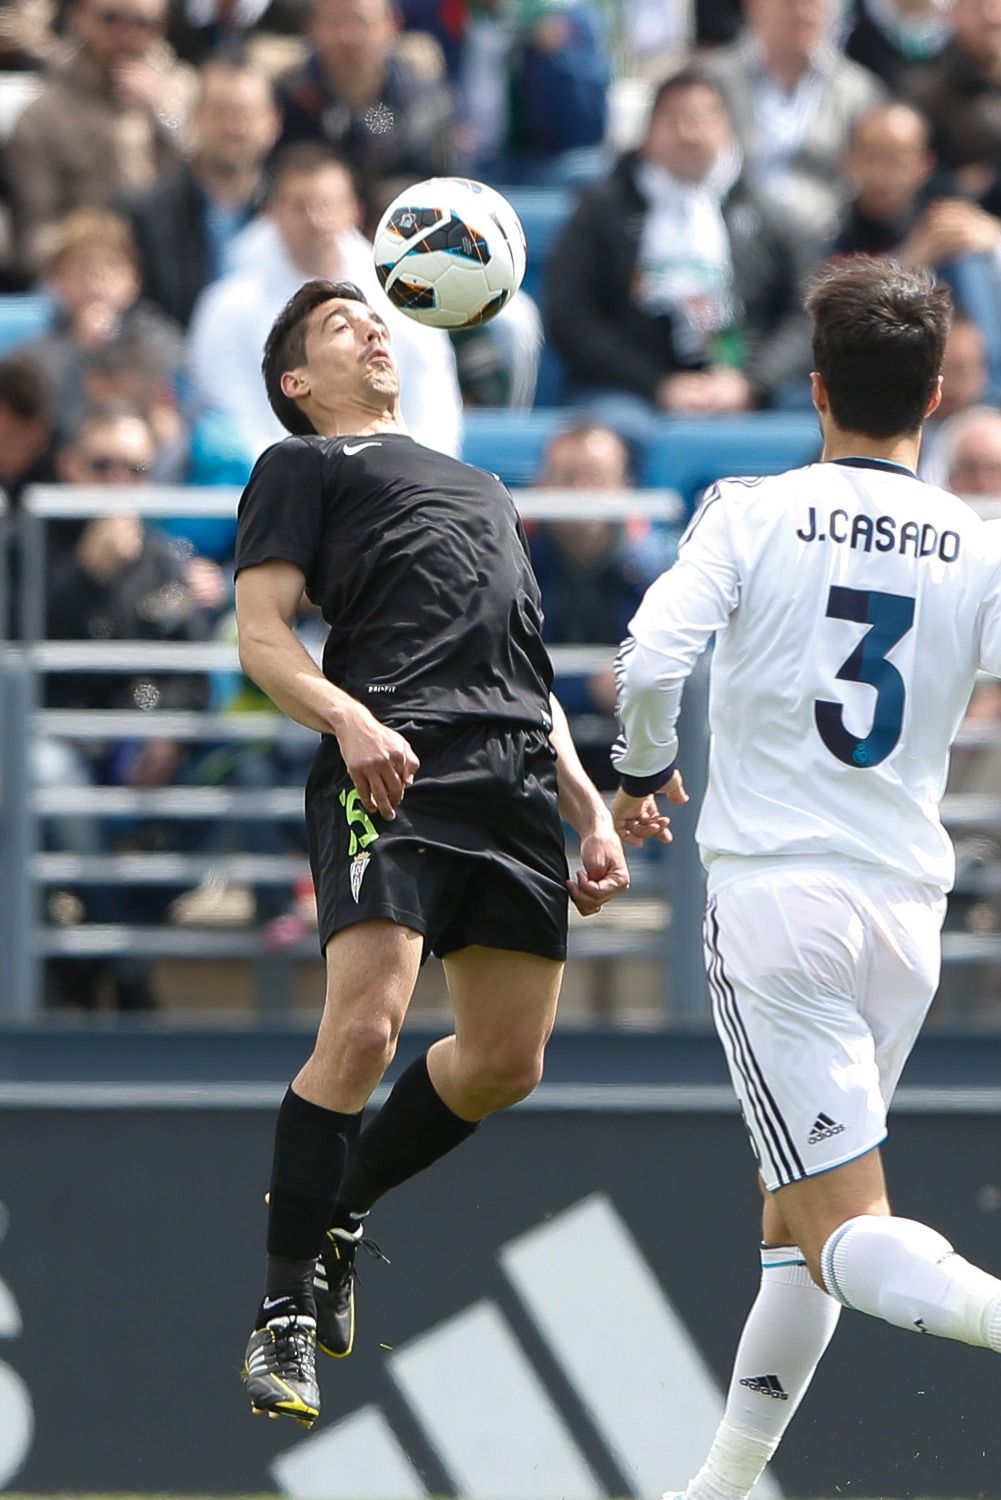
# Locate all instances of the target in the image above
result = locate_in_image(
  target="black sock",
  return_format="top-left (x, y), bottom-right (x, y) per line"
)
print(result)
top-left (264, 1086), bottom-right (362, 1315)
top-left (331, 1054), bottom-right (477, 1227)
top-left (257, 1265), bottom-right (317, 1328)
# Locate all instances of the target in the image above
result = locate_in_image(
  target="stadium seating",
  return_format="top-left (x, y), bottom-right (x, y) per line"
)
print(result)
top-left (497, 188), bottom-right (574, 405)
top-left (461, 409), bottom-right (570, 486)
top-left (500, 187), bottom-right (573, 305)
top-left (640, 413), bottom-right (822, 498)
top-left (0, 292), bottom-right (53, 356)
top-left (460, 409), bottom-right (822, 505)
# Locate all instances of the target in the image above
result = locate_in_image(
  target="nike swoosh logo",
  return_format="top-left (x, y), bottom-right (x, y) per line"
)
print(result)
top-left (342, 441), bottom-right (382, 456)
top-left (261, 1296), bottom-right (288, 1311)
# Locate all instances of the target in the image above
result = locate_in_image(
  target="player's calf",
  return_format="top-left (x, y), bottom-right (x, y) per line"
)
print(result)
top-left (821, 1214), bottom-right (1001, 1349)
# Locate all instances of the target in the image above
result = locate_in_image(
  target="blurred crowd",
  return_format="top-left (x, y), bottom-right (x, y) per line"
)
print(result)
top-left (4, 0), bottom-right (1001, 1010)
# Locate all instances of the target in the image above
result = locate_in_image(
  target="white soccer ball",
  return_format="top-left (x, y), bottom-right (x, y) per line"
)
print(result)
top-left (372, 177), bottom-right (527, 330)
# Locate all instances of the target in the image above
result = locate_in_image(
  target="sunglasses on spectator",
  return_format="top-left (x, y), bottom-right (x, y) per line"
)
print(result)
top-left (83, 455), bottom-right (150, 476)
top-left (94, 9), bottom-right (163, 28)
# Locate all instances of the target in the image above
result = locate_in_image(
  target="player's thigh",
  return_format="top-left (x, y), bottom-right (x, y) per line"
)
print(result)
top-left (859, 879), bottom-right (946, 1107)
top-left (706, 871), bottom-right (882, 1193)
top-left (315, 918), bottom-right (424, 1052)
top-left (442, 944), bottom-right (564, 1068)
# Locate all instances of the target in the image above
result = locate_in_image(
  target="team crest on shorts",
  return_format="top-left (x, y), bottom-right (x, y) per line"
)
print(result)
top-left (350, 851), bottom-right (371, 903)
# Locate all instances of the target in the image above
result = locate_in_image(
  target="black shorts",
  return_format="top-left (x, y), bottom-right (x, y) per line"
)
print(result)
top-left (304, 720), bottom-right (570, 962)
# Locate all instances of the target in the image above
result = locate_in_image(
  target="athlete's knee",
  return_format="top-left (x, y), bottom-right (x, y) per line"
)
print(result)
top-left (467, 1047), bottom-right (545, 1111)
top-left (324, 1009), bottom-right (402, 1086)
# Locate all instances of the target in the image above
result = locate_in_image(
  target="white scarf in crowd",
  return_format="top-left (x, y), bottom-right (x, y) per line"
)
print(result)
top-left (633, 146), bottom-right (743, 361)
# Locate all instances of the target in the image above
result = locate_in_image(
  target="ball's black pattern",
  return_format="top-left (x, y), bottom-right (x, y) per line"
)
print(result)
top-left (465, 289), bottom-right (510, 325)
top-left (379, 273), bottom-right (437, 311)
top-left (386, 206), bottom-right (490, 266)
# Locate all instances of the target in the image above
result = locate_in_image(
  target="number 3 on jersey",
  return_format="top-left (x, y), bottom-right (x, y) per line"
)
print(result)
top-left (815, 585), bottom-right (915, 768)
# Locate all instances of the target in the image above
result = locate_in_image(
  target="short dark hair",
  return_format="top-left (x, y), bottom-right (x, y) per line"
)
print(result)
top-left (196, 49), bottom-right (277, 105)
top-left (806, 258), bottom-right (952, 437)
top-left (268, 141), bottom-right (353, 201)
top-left (261, 278), bottom-right (369, 434)
top-left (0, 355), bottom-right (52, 424)
top-left (650, 66), bottom-right (724, 119)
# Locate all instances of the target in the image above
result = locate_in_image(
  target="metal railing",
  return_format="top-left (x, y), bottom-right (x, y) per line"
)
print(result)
top-left (1, 483), bottom-right (708, 1019)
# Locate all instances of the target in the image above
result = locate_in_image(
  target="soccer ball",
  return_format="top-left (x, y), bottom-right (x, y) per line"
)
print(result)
top-left (373, 177), bottom-right (526, 330)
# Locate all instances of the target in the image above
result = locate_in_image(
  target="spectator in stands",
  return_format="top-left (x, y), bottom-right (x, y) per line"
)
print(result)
top-left (833, 103), bottom-right (1001, 398)
top-left (941, 403), bottom-right (1001, 496)
top-left (920, 312), bottom-right (990, 480)
top-left (905, 0), bottom-right (1001, 199)
top-left (527, 422), bottom-right (676, 788)
top-left (704, 0), bottom-right (883, 255)
top-left (0, 352), bottom-right (57, 509)
top-left (457, 0), bottom-right (610, 186)
top-left (546, 68), bottom-right (811, 450)
top-left (165, 0), bottom-right (309, 64)
top-left (79, 331), bottom-right (187, 475)
top-left (5, 0), bottom-right (194, 274)
top-left (125, 54), bottom-right (280, 328)
top-left (834, 101), bottom-right (935, 257)
top-left (39, 402), bottom-right (211, 1010)
top-left (940, 312), bottom-right (991, 419)
top-left (187, 142), bottom-right (462, 457)
top-left (275, 0), bottom-right (456, 198)
top-left (844, 0), bottom-right (952, 91)
top-left (16, 207), bottom-right (185, 438)
top-left (0, 0), bottom-right (62, 68)
top-left (0, 354), bottom-right (60, 638)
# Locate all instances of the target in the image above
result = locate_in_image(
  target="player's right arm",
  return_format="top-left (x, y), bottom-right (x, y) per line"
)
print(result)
top-left (610, 484), bottom-right (740, 840)
top-left (235, 561), bottom-right (419, 820)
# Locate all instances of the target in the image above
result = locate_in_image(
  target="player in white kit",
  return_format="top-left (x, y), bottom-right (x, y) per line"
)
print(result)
top-left (612, 259), bottom-right (1001, 1500)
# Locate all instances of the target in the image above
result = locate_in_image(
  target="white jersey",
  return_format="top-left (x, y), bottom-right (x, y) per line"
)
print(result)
top-left (612, 457), bottom-right (1001, 890)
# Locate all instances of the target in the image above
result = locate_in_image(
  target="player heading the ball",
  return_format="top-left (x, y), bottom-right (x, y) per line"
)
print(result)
top-left (234, 277), bottom-right (630, 1427)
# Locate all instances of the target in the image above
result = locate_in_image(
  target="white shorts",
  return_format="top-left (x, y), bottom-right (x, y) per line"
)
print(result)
top-left (704, 859), bottom-right (946, 1192)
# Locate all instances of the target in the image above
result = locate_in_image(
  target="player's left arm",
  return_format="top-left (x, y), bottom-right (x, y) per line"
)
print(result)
top-left (548, 693), bottom-right (630, 916)
top-left (611, 486), bottom-right (740, 843)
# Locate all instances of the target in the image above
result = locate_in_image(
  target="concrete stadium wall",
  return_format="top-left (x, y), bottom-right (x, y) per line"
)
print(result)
top-left (1, 1097), bottom-right (999, 1498)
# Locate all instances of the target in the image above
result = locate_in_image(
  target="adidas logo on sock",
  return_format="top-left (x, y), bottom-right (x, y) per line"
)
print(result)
top-left (739, 1373), bottom-right (789, 1401)
top-left (807, 1111), bottom-right (846, 1145)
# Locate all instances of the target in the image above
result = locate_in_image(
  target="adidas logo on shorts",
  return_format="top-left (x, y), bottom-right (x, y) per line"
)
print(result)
top-left (807, 1111), bottom-right (846, 1145)
top-left (739, 1373), bottom-right (788, 1400)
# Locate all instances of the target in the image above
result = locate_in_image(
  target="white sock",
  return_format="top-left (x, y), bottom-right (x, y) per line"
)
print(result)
top-left (683, 1245), bottom-right (841, 1500)
top-left (821, 1214), bottom-right (1001, 1350)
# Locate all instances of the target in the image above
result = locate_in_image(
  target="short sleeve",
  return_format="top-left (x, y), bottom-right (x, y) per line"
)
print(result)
top-left (234, 438), bottom-right (324, 582)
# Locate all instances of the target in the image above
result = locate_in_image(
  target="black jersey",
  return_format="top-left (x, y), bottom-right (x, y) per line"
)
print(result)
top-left (234, 432), bottom-right (554, 730)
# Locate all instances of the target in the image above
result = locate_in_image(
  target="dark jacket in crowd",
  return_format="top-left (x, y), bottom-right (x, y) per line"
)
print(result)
top-left (844, 7), bottom-right (948, 92)
top-left (45, 526), bottom-right (209, 713)
top-left (830, 201), bottom-right (924, 257)
top-left (545, 150), bottom-right (811, 404)
top-left (276, 52), bottom-right (456, 197)
top-left (905, 43), bottom-right (1001, 174)
top-left (166, 0), bottom-right (309, 63)
top-left (125, 166), bottom-right (265, 328)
